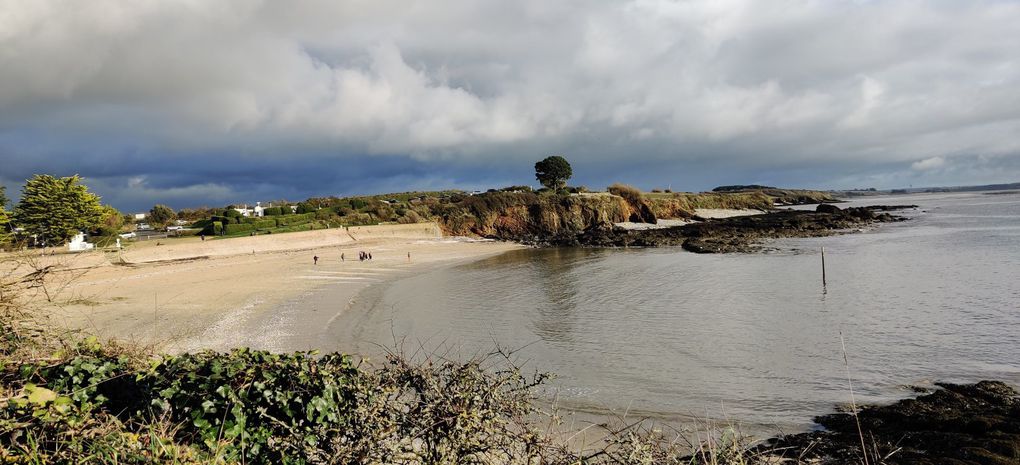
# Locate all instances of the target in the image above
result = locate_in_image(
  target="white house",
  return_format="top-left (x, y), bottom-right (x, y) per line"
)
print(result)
top-left (233, 202), bottom-right (297, 217)
top-left (67, 232), bottom-right (95, 252)
top-left (133, 213), bottom-right (146, 220)
top-left (233, 204), bottom-right (256, 217)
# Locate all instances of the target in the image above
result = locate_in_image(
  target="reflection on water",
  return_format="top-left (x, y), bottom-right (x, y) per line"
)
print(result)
top-left (328, 192), bottom-right (1020, 431)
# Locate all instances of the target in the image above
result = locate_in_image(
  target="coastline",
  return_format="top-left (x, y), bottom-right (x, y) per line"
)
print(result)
top-left (184, 241), bottom-right (524, 354)
top-left (31, 223), bottom-right (524, 352)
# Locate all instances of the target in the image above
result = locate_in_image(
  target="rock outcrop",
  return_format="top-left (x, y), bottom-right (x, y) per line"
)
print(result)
top-left (757, 381), bottom-right (1020, 465)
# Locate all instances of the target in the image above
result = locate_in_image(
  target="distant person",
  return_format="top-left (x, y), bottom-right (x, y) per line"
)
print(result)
top-left (200, 234), bottom-right (205, 241)
top-left (407, 252), bottom-right (411, 262)
top-left (368, 252), bottom-right (372, 260)
top-left (341, 253), bottom-right (345, 262)
top-left (313, 255), bottom-right (319, 265)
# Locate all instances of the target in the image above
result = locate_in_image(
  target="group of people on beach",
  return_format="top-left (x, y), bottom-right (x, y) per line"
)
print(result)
top-left (313, 250), bottom-right (411, 265)
top-left (316, 251), bottom-right (374, 264)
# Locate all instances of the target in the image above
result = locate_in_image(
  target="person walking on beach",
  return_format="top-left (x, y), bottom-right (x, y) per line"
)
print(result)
top-left (368, 252), bottom-right (372, 260)
top-left (341, 253), bottom-right (345, 262)
top-left (407, 252), bottom-right (411, 262)
top-left (313, 255), bottom-right (319, 265)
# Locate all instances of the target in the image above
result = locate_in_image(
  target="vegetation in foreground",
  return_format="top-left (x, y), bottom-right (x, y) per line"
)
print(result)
top-left (0, 314), bottom-right (763, 464)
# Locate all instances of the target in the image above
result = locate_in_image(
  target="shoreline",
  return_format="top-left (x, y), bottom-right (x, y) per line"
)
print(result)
top-left (184, 242), bottom-right (521, 354)
top-left (28, 223), bottom-right (524, 352)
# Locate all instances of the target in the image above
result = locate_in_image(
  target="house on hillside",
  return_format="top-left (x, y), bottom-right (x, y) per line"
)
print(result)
top-left (133, 213), bottom-right (146, 220)
top-left (233, 204), bottom-right (259, 217)
top-left (231, 201), bottom-right (295, 218)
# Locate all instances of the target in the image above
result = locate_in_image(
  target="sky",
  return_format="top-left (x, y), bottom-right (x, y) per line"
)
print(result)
top-left (2, 0), bottom-right (1020, 211)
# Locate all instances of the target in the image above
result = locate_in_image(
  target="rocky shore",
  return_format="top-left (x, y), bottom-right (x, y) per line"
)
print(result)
top-left (545, 205), bottom-right (917, 252)
top-left (756, 380), bottom-right (1020, 465)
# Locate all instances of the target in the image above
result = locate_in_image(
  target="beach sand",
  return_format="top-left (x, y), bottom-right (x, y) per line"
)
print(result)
top-left (13, 223), bottom-right (523, 352)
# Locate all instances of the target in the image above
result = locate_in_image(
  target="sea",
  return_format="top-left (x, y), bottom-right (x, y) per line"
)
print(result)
top-left (327, 191), bottom-right (1020, 431)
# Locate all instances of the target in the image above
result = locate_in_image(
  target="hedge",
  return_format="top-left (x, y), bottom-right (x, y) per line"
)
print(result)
top-left (273, 223), bottom-right (315, 233)
top-left (276, 213), bottom-right (314, 226)
top-left (263, 207), bottom-right (283, 216)
top-left (201, 221), bottom-right (223, 236)
top-left (223, 223), bottom-right (255, 235)
top-left (254, 219), bottom-right (277, 229)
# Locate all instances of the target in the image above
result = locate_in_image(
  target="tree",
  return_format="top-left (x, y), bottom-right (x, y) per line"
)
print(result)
top-left (13, 175), bottom-right (104, 246)
top-left (148, 204), bottom-right (176, 228)
top-left (0, 207), bottom-right (11, 246)
top-left (93, 205), bottom-right (125, 237)
top-left (534, 155), bottom-right (572, 190)
top-left (0, 185), bottom-right (8, 208)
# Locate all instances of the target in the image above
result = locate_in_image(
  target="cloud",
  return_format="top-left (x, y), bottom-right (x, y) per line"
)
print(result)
top-left (1, 0), bottom-right (1019, 209)
top-left (911, 156), bottom-right (946, 171)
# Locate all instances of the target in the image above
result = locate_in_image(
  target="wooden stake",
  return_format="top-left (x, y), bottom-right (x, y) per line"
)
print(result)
top-left (821, 247), bottom-right (827, 287)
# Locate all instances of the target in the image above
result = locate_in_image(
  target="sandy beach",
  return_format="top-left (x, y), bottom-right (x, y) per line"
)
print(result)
top-left (13, 223), bottom-right (523, 352)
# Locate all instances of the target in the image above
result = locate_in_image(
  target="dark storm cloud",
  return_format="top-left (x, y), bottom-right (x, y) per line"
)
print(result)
top-left (1, 0), bottom-right (1019, 210)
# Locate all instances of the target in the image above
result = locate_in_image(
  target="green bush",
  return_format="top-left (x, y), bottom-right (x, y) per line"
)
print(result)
top-left (223, 223), bottom-right (255, 235)
top-left (263, 207), bottom-right (283, 216)
top-left (276, 213), bottom-right (314, 226)
top-left (273, 223), bottom-right (315, 233)
top-left (254, 218), bottom-right (277, 229)
top-left (350, 198), bottom-right (368, 210)
top-left (240, 217), bottom-right (258, 224)
top-left (201, 221), bottom-right (223, 236)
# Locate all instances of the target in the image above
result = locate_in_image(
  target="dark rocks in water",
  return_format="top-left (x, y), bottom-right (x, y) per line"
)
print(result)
top-left (757, 381), bottom-right (1020, 465)
top-left (866, 204), bottom-right (919, 211)
top-left (816, 203), bottom-right (842, 213)
top-left (513, 204), bottom-right (914, 251)
top-left (567, 206), bottom-right (905, 252)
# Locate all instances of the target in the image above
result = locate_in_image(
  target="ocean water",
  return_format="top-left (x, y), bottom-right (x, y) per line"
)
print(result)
top-left (327, 191), bottom-right (1020, 430)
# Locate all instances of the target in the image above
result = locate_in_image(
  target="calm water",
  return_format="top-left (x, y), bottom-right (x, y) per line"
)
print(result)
top-left (328, 191), bottom-right (1020, 430)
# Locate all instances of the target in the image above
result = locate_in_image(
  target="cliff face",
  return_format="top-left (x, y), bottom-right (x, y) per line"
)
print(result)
top-left (433, 190), bottom-right (825, 244)
top-left (436, 193), bottom-right (630, 242)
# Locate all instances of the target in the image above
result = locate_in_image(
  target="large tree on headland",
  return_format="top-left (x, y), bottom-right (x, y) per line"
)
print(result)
top-left (13, 175), bottom-right (104, 246)
top-left (148, 204), bottom-right (176, 228)
top-left (534, 155), bottom-right (573, 190)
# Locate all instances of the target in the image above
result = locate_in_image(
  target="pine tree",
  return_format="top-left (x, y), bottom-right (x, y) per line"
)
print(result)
top-left (13, 175), bottom-right (104, 246)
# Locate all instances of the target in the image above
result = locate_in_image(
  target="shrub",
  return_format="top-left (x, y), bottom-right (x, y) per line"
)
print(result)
top-left (350, 198), bottom-right (368, 210)
top-left (263, 207), bottom-right (283, 216)
top-left (608, 183), bottom-right (643, 203)
top-left (223, 223), bottom-right (254, 235)
top-left (254, 219), bottom-right (277, 229)
top-left (276, 213), bottom-right (314, 226)
top-left (201, 221), bottom-right (223, 236)
top-left (500, 185), bottom-right (533, 193)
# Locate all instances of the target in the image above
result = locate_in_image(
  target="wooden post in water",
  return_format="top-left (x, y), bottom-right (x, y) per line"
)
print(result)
top-left (821, 247), bottom-right (827, 287)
